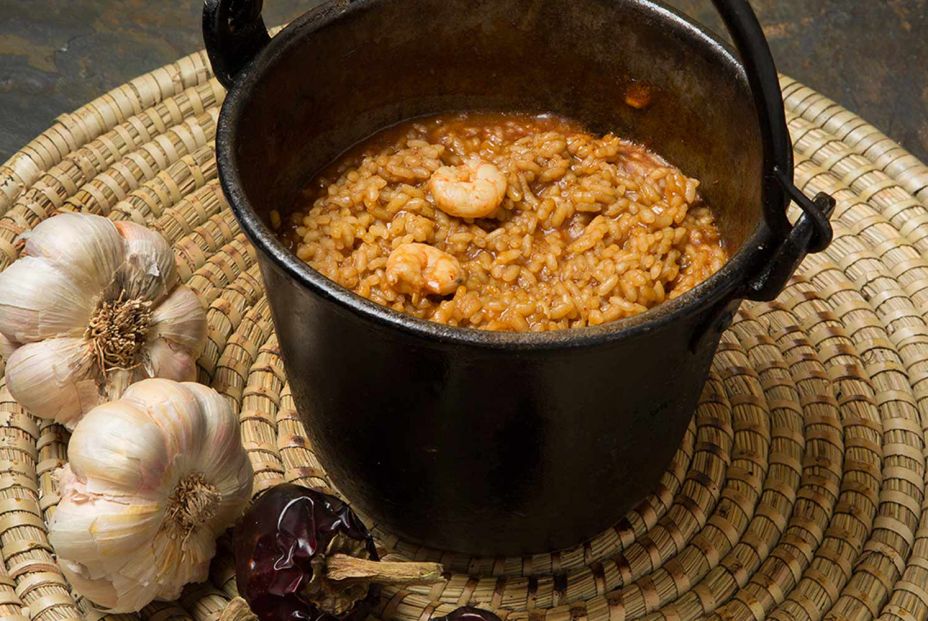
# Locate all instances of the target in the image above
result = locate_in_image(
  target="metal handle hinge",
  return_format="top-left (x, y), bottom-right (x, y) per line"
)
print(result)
top-left (744, 169), bottom-right (836, 302)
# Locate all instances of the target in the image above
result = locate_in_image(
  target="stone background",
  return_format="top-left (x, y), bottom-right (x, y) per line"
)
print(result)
top-left (0, 0), bottom-right (925, 161)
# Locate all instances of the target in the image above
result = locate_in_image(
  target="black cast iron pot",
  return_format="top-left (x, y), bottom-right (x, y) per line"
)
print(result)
top-left (203, 0), bottom-right (834, 555)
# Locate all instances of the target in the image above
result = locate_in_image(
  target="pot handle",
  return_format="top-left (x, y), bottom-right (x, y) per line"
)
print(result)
top-left (203, 0), bottom-right (270, 89)
top-left (710, 0), bottom-right (835, 301)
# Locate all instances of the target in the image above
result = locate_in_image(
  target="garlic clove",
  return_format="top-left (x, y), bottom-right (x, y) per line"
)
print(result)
top-left (121, 378), bottom-right (206, 471)
top-left (58, 557), bottom-right (121, 613)
top-left (49, 467), bottom-right (165, 613)
top-left (113, 221), bottom-right (179, 305)
top-left (21, 213), bottom-right (125, 291)
top-left (144, 338), bottom-right (198, 382)
top-left (0, 256), bottom-right (96, 343)
top-left (56, 528), bottom-right (180, 615)
top-left (5, 337), bottom-right (99, 426)
top-left (183, 382), bottom-right (254, 525)
top-left (0, 332), bottom-right (20, 359)
top-left (68, 401), bottom-right (171, 494)
top-left (148, 524), bottom-right (216, 600)
top-left (148, 285), bottom-right (208, 354)
top-left (55, 497), bottom-right (162, 563)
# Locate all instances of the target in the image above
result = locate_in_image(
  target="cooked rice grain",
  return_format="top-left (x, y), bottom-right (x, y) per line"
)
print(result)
top-left (285, 113), bottom-right (729, 332)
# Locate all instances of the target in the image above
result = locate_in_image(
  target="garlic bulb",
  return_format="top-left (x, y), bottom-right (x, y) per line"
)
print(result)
top-left (0, 213), bottom-right (207, 427)
top-left (48, 378), bottom-right (254, 613)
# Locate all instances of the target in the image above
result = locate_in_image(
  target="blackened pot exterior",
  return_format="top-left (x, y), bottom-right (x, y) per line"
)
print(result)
top-left (258, 251), bottom-right (732, 553)
top-left (205, 0), bottom-right (833, 555)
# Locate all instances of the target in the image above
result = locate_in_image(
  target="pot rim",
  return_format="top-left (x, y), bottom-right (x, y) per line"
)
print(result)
top-left (215, 0), bottom-right (771, 351)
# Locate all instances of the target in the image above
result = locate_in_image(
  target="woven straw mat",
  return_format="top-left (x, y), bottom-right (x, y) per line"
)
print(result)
top-left (0, 45), bottom-right (927, 621)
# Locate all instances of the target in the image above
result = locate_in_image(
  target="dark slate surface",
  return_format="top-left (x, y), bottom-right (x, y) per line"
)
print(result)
top-left (0, 0), bottom-right (925, 162)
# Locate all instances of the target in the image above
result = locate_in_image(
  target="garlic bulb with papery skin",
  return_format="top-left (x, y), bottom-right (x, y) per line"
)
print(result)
top-left (48, 378), bottom-right (254, 613)
top-left (0, 213), bottom-right (207, 427)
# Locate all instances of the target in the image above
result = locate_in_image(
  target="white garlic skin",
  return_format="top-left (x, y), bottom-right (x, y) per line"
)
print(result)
top-left (0, 213), bottom-right (208, 427)
top-left (4, 337), bottom-right (100, 428)
top-left (48, 378), bottom-right (254, 613)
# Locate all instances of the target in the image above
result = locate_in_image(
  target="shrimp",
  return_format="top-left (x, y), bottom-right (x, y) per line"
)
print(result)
top-left (428, 157), bottom-right (508, 218)
top-left (386, 242), bottom-right (464, 296)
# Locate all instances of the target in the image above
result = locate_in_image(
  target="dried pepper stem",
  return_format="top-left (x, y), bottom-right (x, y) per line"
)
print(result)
top-left (325, 554), bottom-right (445, 585)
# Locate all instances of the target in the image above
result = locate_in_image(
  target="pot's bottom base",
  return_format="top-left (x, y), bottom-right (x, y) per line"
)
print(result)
top-left (339, 419), bottom-right (695, 558)
top-left (358, 450), bottom-right (693, 558)
top-left (355, 408), bottom-right (697, 559)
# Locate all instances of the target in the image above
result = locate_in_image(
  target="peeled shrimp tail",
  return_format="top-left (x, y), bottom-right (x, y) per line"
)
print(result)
top-left (428, 158), bottom-right (508, 218)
